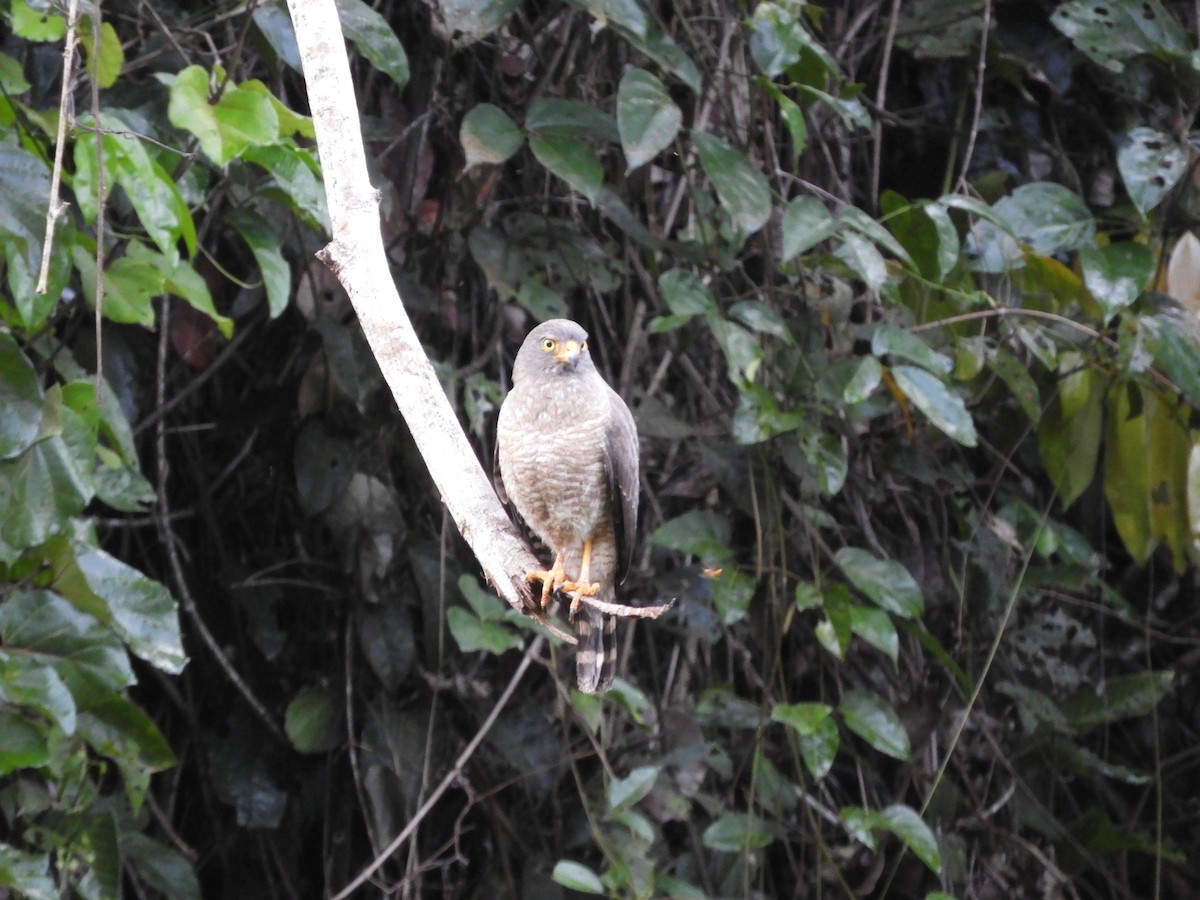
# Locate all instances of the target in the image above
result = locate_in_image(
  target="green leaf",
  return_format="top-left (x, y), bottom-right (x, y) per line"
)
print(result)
top-left (77, 694), bottom-right (176, 807)
top-left (1080, 242), bottom-right (1154, 324)
top-left (692, 130), bottom-right (771, 236)
top-left (166, 66), bottom-right (279, 165)
top-left (530, 135), bottom-right (604, 201)
top-left (229, 208), bottom-right (292, 318)
top-left (551, 860), bottom-right (604, 894)
top-left (1051, 0), bottom-right (1189, 73)
top-left (335, 0), bottom-right (409, 89)
top-left (988, 347), bottom-right (1042, 423)
top-left (0, 707), bottom-right (48, 774)
top-left (848, 604), bottom-right (899, 666)
top-left (843, 355), bottom-right (883, 403)
top-left (649, 510), bottom-right (733, 562)
top-left (1038, 357), bottom-right (1106, 507)
top-left (0, 844), bottom-right (56, 900)
top-left (79, 18), bottom-right (124, 89)
top-left (1103, 382), bottom-right (1151, 564)
top-left (712, 567), bottom-right (756, 625)
top-left (11, 0), bottom-right (64, 40)
top-left (871, 325), bottom-right (952, 375)
top-left (781, 196), bottom-right (835, 261)
top-left (73, 546), bottom-right (187, 674)
top-left (243, 144), bottom-right (329, 233)
top-left (659, 268), bottom-right (717, 318)
top-left (446, 607), bottom-right (522, 654)
top-left (1141, 314), bottom-right (1200, 408)
top-left (617, 68), bottom-right (681, 171)
top-left (209, 723), bottom-right (287, 828)
top-left (834, 547), bottom-right (924, 618)
top-left (527, 98), bottom-right (618, 143)
top-left (993, 182), bottom-right (1095, 257)
top-left (461, 104), bottom-right (523, 169)
top-left (728, 300), bottom-right (791, 340)
top-left (701, 812), bottom-right (775, 851)
top-left (749, 1), bottom-right (818, 77)
top-left (608, 764), bottom-right (659, 810)
top-left (0, 331), bottom-right (44, 459)
top-left (1060, 671), bottom-right (1172, 730)
top-left (760, 80), bottom-right (808, 163)
top-left (841, 206), bottom-right (917, 269)
top-left (709, 316), bottom-right (763, 384)
top-left (0, 396), bottom-right (94, 548)
top-left (1117, 127), bottom-right (1188, 217)
top-left (877, 805), bottom-right (941, 873)
top-left (435, 0), bottom-right (520, 45)
top-left (835, 233), bottom-right (888, 290)
top-left (839, 689), bottom-right (910, 760)
top-left (457, 574), bottom-right (508, 621)
top-left (0, 590), bottom-right (134, 704)
top-left (120, 833), bottom-right (202, 900)
top-left (772, 701), bottom-right (832, 735)
top-left (891, 364), bottom-right (978, 446)
top-left (0, 654), bottom-right (76, 734)
top-left (284, 685), bottom-right (342, 754)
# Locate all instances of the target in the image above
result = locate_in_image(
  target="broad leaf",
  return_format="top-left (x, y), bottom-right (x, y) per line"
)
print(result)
top-left (833, 547), bottom-right (923, 618)
top-left (839, 689), bottom-right (910, 760)
top-left (890, 364), bottom-right (978, 446)
top-left (1117, 127), bottom-right (1187, 217)
top-left (692, 130), bottom-right (771, 236)
top-left (617, 68), bottom-right (681, 171)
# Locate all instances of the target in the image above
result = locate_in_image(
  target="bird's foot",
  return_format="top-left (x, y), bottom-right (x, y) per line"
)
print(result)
top-left (527, 558), bottom-right (568, 610)
top-left (561, 579), bottom-right (600, 618)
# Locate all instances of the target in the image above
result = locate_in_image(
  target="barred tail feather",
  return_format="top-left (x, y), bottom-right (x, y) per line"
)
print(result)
top-left (575, 609), bottom-right (617, 694)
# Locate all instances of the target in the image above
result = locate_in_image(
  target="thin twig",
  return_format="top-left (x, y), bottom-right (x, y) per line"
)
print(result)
top-left (955, 0), bottom-right (993, 193)
top-left (91, 2), bottom-right (107, 397)
top-left (154, 298), bottom-right (287, 746)
top-left (36, 0), bottom-right (80, 295)
top-left (572, 592), bottom-right (675, 620)
top-left (329, 635), bottom-right (546, 900)
top-left (870, 0), bottom-right (901, 211)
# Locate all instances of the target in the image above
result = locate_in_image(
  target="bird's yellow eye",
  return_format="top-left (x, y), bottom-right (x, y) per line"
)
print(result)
top-left (541, 338), bottom-right (556, 352)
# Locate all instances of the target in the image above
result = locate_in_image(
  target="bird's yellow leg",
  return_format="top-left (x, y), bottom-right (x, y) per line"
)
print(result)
top-left (527, 554), bottom-right (568, 610)
top-left (562, 539), bottom-right (601, 617)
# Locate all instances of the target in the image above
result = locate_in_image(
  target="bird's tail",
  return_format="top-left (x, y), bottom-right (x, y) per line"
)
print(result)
top-left (575, 608), bottom-right (616, 694)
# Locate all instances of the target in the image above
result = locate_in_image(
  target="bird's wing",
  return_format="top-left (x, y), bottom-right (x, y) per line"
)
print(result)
top-left (603, 386), bottom-right (640, 584)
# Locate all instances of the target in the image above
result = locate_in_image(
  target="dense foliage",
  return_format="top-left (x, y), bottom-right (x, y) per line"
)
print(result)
top-left (2, 0), bottom-right (1199, 897)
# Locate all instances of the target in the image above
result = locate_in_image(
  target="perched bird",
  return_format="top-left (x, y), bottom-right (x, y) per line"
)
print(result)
top-left (495, 319), bottom-right (639, 693)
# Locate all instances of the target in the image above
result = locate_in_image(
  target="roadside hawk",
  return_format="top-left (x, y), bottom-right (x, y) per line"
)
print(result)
top-left (495, 319), bottom-right (639, 693)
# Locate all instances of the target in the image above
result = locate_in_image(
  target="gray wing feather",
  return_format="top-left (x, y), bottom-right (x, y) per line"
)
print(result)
top-left (603, 386), bottom-right (639, 583)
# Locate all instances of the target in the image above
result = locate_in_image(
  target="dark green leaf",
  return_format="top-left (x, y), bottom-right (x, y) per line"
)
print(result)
top-left (229, 208), bottom-right (292, 319)
top-left (74, 546), bottom-right (186, 674)
top-left (608, 764), bottom-right (658, 810)
top-left (0, 331), bottom-right (43, 459)
top-left (891, 364), bottom-right (978, 446)
top-left (285, 685), bottom-right (342, 753)
top-left (243, 144), bottom-right (329, 233)
top-left (650, 510), bottom-right (733, 562)
top-left (617, 68), bottom-right (681, 171)
top-left (458, 574), bottom-right (508, 621)
top-left (1060, 671), bottom-right (1173, 730)
top-left (659, 268), bottom-right (717, 318)
top-left (843, 355), bottom-right (883, 403)
top-left (0, 708), bottom-right (48, 774)
top-left (835, 233), bottom-right (888, 290)
top-left (530, 135), bottom-right (603, 201)
top-left (988, 347), bottom-right (1042, 423)
top-left (0, 654), bottom-right (76, 734)
top-left (0, 844), bottom-right (56, 900)
top-left (435, 0), bottom-right (520, 45)
top-left (692, 130), bottom-right (771, 236)
top-left (877, 804), bottom-right (941, 873)
top-left (527, 98), bottom-right (618, 143)
top-left (0, 590), bottom-right (133, 704)
top-left (336, 0), bottom-right (409, 90)
top-left (871, 325), bottom-right (953, 375)
top-left (834, 547), bottom-right (924, 618)
top-left (749, 1), bottom-right (819, 77)
top-left (701, 812), bottom-right (775, 851)
top-left (848, 604), bottom-right (898, 666)
top-left (120, 833), bottom-right (202, 900)
top-left (458, 103), bottom-right (520, 170)
top-left (772, 701), bottom-right (832, 735)
top-left (209, 722), bottom-right (288, 828)
top-left (712, 567), bottom-right (756, 625)
top-left (839, 689), bottom-right (910, 760)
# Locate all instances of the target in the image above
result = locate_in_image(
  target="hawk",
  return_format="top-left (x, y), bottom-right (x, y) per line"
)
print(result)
top-left (495, 318), bottom-right (639, 693)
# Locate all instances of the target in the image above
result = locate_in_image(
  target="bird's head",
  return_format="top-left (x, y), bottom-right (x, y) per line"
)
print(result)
top-left (513, 318), bottom-right (596, 381)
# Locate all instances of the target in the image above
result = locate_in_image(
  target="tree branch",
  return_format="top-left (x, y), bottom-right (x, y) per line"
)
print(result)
top-left (284, 0), bottom-right (555, 630)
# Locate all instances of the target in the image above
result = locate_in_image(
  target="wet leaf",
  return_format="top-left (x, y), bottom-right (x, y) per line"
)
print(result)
top-left (781, 196), bottom-right (835, 261)
top-left (336, 0), bottom-right (409, 90)
top-left (693, 130), bottom-right (771, 236)
top-left (530, 135), bottom-right (603, 201)
top-left (833, 547), bottom-right (924, 618)
top-left (891, 364), bottom-right (978, 446)
top-left (839, 689), bottom-right (910, 760)
top-left (1117, 127), bottom-right (1187, 217)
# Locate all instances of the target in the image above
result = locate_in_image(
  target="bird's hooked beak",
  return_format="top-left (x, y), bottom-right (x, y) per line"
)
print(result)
top-left (554, 339), bottom-right (582, 367)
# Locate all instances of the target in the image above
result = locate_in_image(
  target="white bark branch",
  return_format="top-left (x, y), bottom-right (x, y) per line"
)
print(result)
top-left (284, 0), bottom-right (551, 628)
